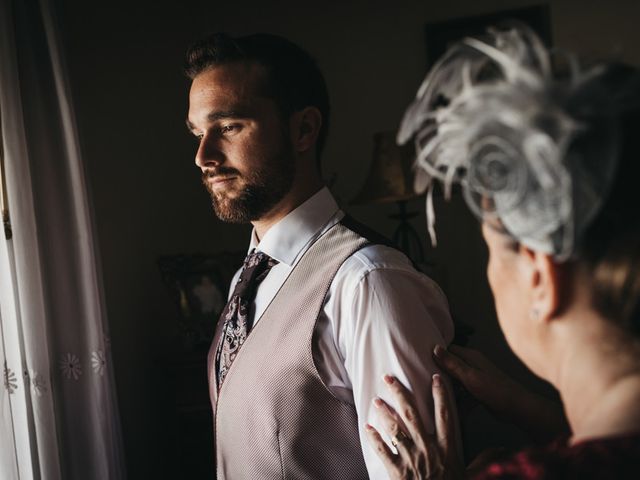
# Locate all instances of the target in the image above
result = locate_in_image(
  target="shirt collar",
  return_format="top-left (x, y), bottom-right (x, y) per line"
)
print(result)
top-left (248, 187), bottom-right (342, 266)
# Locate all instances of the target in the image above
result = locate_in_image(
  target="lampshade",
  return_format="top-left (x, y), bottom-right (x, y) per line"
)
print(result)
top-left (351, 131), bottom-right (420, 205)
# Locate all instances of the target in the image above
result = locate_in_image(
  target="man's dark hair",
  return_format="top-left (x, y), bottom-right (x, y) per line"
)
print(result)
top-left (185, 33), bottom-right (330, 160)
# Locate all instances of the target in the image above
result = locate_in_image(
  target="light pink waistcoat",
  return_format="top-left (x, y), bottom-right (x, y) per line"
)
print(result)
top-left (208, 222), bottom-right (370, 479)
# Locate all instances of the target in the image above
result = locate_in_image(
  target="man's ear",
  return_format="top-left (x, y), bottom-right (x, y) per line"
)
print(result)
top-left (290, 106), bottom-right (322, 154)
top-left (521, 246), bottom-right (562, 323)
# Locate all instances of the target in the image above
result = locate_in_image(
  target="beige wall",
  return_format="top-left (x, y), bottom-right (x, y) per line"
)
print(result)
top-left (57, 0), bottom-right (640, 476)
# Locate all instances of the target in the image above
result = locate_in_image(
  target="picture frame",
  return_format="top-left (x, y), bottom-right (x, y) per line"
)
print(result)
top-left (424, 4), bottom-right (552, 68)
top-left (158, 251), bottom-right (245, 351)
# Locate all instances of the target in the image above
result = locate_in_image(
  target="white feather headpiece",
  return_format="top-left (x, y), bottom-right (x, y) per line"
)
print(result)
top-left (398, 24), bottom-right (618, 260)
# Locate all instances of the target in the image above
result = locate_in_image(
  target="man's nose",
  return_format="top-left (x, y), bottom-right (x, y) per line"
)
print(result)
top-left (195, 133), bottom-right (224, 168)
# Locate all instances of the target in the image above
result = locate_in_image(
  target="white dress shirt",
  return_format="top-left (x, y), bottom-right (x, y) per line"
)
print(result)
top-left (229, 187), bottom-right (454, 479)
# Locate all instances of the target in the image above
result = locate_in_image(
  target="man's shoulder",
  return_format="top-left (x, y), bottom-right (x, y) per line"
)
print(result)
top-left (343, 243), bottom-right (413, 274)
top-left (338, 214), bottom-right (394, 248)
top-left (334, 242), bottom-right (438, 300)
top-left (335, 215), bottom-right (416, 275)
top-left (330, 218), bottom-right (447, 301)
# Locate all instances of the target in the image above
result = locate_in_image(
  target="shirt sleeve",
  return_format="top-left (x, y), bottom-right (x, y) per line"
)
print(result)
top-left (329, 248), bottom-right (455, 479)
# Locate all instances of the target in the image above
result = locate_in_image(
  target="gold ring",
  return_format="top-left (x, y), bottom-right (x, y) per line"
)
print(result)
top-left (390, 430), bottom-right (409, 448)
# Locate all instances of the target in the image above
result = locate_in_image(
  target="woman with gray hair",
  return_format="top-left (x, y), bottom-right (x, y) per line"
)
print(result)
top-left (365, 24), bottom-right (640, 479)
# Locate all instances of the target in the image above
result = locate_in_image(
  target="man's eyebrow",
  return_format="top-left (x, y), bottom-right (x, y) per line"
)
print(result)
top-left (186, 110), bottom-right (251, 132)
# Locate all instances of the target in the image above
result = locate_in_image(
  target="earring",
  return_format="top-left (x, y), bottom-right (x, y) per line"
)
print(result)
top-left (529, 307), bottom-right (540, 320)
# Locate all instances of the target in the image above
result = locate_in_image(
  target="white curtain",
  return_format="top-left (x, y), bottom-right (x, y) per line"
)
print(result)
top-left (0, 0), bottom-right (126, 478)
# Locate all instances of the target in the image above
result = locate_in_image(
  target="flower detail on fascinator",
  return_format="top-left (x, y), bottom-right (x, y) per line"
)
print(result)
top-left (398, 24), bottom-right (618, 260)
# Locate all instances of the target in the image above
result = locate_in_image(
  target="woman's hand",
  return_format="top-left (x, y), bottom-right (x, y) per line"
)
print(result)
top-left (433, 344), bottom-right (526, 422)
top-left (434, 344), bottom-right (568, 442)
top-left (365, 374), bottom-right (464, 480)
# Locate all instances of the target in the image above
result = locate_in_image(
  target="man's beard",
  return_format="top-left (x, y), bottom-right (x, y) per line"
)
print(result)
top-left (202, 147), bottom-right (296, 223)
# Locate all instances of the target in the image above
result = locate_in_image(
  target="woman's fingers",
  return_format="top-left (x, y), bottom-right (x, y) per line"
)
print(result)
top-left (380, 376), bottom-right (446, 474)
top-left (435, 345), bottom-right (530, 427)
top-left (368, 376), bottom-right (466, 479)
top-left (372, 396), bottom-right (414, 462)
top-left (447, 344), bottom-right (481, 362)
top-left (364, 423), bottom-right (402, 476)
top-left (382, 375), bottom-right (428, 444)
top-left (448, 344), bottom-right (494, 371)
top-left (432, 373), bottom-right (455, 460)
top-left (434, 344), bottom-right (489, 405)
top-left (364, 423), bottom-right (398, 473)
top-left (433, 344), bottom-right (474, 381)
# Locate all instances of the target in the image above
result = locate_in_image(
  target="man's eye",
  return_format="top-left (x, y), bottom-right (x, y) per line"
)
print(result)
top-left (220, 124), bottom-right (240, 134)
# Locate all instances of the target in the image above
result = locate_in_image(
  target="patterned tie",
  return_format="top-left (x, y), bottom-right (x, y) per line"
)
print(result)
top-left (215, 249), bottom-right (278, 389)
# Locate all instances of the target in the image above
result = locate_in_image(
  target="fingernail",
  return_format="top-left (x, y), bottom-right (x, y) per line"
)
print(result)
top-left (373, 397), bottom-right (383, 408)
top-left (383, 374), bottom-right (394, 385)
top-left (365, 423), bottom-right (374, 431)
top-left (433, 344), bottom-right (445, 357)
top-left (432, 373), bottom-right (441, 387)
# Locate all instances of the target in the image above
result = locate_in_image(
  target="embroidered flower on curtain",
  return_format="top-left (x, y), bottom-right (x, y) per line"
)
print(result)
top-left (3, 363), bottom-right (18, 394)
top-left (59, 353), bottom-right (82, 380)
top-left (29, 369), bottom-right (48, 397)
top-left (91, 350), bottom-right (106, 376)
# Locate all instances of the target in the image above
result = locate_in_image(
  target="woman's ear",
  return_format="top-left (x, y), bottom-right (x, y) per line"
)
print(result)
top-left (520, 246), bottom-right (562, 323)
top-left (289, 106), bottom-right (322, 154)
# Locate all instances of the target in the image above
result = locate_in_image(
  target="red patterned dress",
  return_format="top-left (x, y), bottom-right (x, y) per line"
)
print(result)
top-left (471, 432), bottom-right (640, 479)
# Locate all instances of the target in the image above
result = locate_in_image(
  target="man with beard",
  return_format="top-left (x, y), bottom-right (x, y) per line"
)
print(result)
top-left (185, 33), bottom-right (454, 479)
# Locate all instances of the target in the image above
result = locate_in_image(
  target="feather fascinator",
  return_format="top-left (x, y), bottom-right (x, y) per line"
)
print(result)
top-left (398, 23), bottom-right (619, 260)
